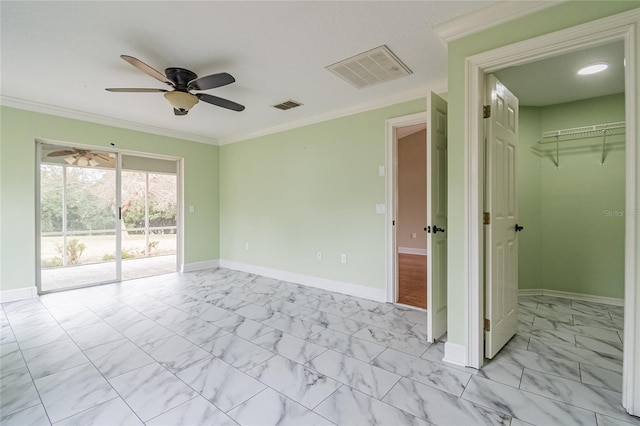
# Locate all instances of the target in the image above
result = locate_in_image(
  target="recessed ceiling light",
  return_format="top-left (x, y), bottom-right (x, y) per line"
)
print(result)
top-left (578, 62), bottom-right (609, 75)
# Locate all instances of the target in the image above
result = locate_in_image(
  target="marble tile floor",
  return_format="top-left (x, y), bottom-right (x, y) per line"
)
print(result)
top-left (0, 268), bottom-right (638, 425)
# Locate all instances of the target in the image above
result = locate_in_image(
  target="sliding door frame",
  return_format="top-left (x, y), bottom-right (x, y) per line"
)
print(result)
top-left (35, 139), bottom-right (183, 294)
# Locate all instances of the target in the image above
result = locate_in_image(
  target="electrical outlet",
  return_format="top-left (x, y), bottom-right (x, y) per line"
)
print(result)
top-left (341, 254), bottom-right (347, 264)
top-left (244, 242), bottom-right (249, 250)
top-left (317, 251), bottom-right (322, 260)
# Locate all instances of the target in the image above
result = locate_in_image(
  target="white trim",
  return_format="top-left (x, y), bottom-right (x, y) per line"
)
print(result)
top-left (0, 95), bottom-right (218, 146)
top-left (443, 341), bottom-right (468, 367)
top-left (1, 83), bottom-right (447, 149)
top-left (220, 81), bottom-right (446, 145)
top-left (398, 247), bottom-right (427, 256)
top-left (518, 289), bottom-right (624, 307)
top-left (0, 287), bottom-right (38, 303)
top-left (220, 259), bottom-right (387, 302)
top-left (385, 112), bottom-right (429, 305)
top-left (462, 9), bottom-right (640, 415)
top-left (433, 1), bottom-right (565, 43)
top-left (35, 142), bottom-right (43, 294)
top-left (182, 259), bottom-right (220, 272)
top-left (176, 159), bottom-right (185, 274)
top-left (395, 303), bottom-right (427, 312)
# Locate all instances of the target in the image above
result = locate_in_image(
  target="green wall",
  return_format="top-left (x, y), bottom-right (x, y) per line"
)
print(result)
top-left (446, 1), bottom-right (638, 346)
top-left (517, 107), bottom-right (542, 290)
top-left (518, 94), bottom-right (626, 298)
top-left (220, 99), bottom-right (426, 289)
top-left (539, 94), bottom-right (625, 298)
top-left (0, 106), bottom-right (220, 292)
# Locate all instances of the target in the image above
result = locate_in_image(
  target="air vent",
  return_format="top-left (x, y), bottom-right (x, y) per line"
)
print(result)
top-left (272, 100), bottom-right (303, 111)
top-left (326, 45), bottom-right (412, 89)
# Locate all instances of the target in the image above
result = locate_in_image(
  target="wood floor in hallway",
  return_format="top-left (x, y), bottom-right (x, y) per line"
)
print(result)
top-left (398, 253), bottom-right (427, 309)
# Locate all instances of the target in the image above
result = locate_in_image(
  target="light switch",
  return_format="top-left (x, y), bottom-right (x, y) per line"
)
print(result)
top-left (189, 205), bottom-right (195, 213)
top-left (376, 204), bottom-right (385, 214)
top-left (378, 165), bottom-right (385, 176)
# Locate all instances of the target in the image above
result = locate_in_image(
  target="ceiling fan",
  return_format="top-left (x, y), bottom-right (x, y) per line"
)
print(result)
top-left (46, 149), bottom-right (115, 167)
top-left (106, 55), bottom-right (245, 115)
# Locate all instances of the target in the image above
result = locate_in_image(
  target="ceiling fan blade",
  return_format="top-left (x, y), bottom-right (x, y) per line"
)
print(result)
top-left (188, 72), bottom-right (235, 91)
top-left (94, 153), bottom-right (115, 162)
top-left (196, 93), bottom-right (245, 112)
top-left (120, 55), bottom-right (173, 86)
top-left (105, 88), bottom-right (167, 92)
top-left (47, 150), bottom-right (77, 157)
top-left (174, 108), bottom-right (188, 116)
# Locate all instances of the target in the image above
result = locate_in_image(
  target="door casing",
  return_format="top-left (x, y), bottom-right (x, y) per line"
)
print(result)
top-left (460, 9), bottom-right (640, 415)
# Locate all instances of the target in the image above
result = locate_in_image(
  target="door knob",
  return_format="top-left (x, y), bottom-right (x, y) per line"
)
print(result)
top-left (515, 224), bottom-right (524, 232)
top-left (433, 226), bottom-right (445, 234)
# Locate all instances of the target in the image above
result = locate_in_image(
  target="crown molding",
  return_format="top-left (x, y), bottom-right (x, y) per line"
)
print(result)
top-left (433, 1), bottom-right (566, 43)
top-left (0, 95), bottom-right (219, 145)
top-left (219, 79), bottom-right (447, 145)
top-left (1, 79), bottom-right (448, 148)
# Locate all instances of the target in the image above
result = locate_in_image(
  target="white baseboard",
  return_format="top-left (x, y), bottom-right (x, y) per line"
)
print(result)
top-left (398, 247), bottom-right (427, 256)
top-left (443, 341), bottom-right (468, 367)
top-left (0, 286), bottom-right (38, 303)
top-left (219, 259), bottom-right (387, 302)
top-left (182, 259), bottom-right (220, 273)
top-left (519, 288), bottom-right (624, 307)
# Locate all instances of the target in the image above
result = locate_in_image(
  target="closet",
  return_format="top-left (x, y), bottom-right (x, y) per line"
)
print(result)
top-left (518, 94), bottom-right (626, 299)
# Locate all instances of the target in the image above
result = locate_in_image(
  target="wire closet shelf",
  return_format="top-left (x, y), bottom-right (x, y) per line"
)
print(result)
top-left (538, 121), bottom-right (626, 167)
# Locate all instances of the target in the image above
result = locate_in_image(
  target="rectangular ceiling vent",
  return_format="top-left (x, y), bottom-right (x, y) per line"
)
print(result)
top-left (326, 45), bottom-right (412, 89)
top-left (272, 100), bottom-right (303, 111)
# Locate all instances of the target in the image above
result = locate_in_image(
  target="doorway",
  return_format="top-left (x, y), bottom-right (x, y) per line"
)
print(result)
top-left (396, 123), bottom-right (427, 309)
top-left (386, 92), bottom-right (448, 343)
top-left (482, 42), bottom-right (627, 358)
top-left (37, 141), bottom-right (180, 293)
top-left (462, 9), bottom-right (639, 416)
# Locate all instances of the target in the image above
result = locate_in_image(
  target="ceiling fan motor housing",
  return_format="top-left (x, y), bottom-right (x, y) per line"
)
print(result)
top-left (165, 67), bottom-right (198, 90)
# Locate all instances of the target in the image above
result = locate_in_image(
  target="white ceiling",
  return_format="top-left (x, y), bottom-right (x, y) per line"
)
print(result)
top-left (1, 1), bottom-right (496, 145)
top-left (494, 41), bottom-right (625, 106)
top-left (4, 1), bottom-right (609, 145)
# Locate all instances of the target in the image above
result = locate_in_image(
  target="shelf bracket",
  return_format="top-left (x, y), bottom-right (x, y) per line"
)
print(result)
top-left (601, 129), bottom-right (607, 166)
top-left (555, 135), bottom-right (559, 168)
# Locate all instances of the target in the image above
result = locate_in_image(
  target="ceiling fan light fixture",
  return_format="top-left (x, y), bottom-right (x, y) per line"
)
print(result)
top-left (77, 157), bottom-right (89, 167)
top-left (164, 91), bottom-right (199, 112)
top-left (578, 62), bottom-right (609, 75)
top-left (89, 159), bottom-right (99, 167)
top-left (65, 156), bottom-right (76, 165)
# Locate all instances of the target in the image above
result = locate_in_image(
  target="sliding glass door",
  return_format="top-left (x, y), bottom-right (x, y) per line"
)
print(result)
top-left (38, 143), bottom-right (179, 293)
top-left (39, 143), bottom-right (118, 291)
top-left (120, 164), bottom-right (177, 281)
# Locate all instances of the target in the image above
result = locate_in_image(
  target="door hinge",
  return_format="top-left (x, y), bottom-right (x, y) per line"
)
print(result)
top-left (483, 105), bottom-right (491, 119)
top-left (484, 318), bottom-right (491, 332)
top-left (483, 212), bottom-right (491, 225)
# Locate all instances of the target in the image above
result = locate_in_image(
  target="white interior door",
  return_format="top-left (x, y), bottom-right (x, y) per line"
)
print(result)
top-left (427, 92), bottom-right (448, 342)
top-left (485, 74), bottom-right (519, 358)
